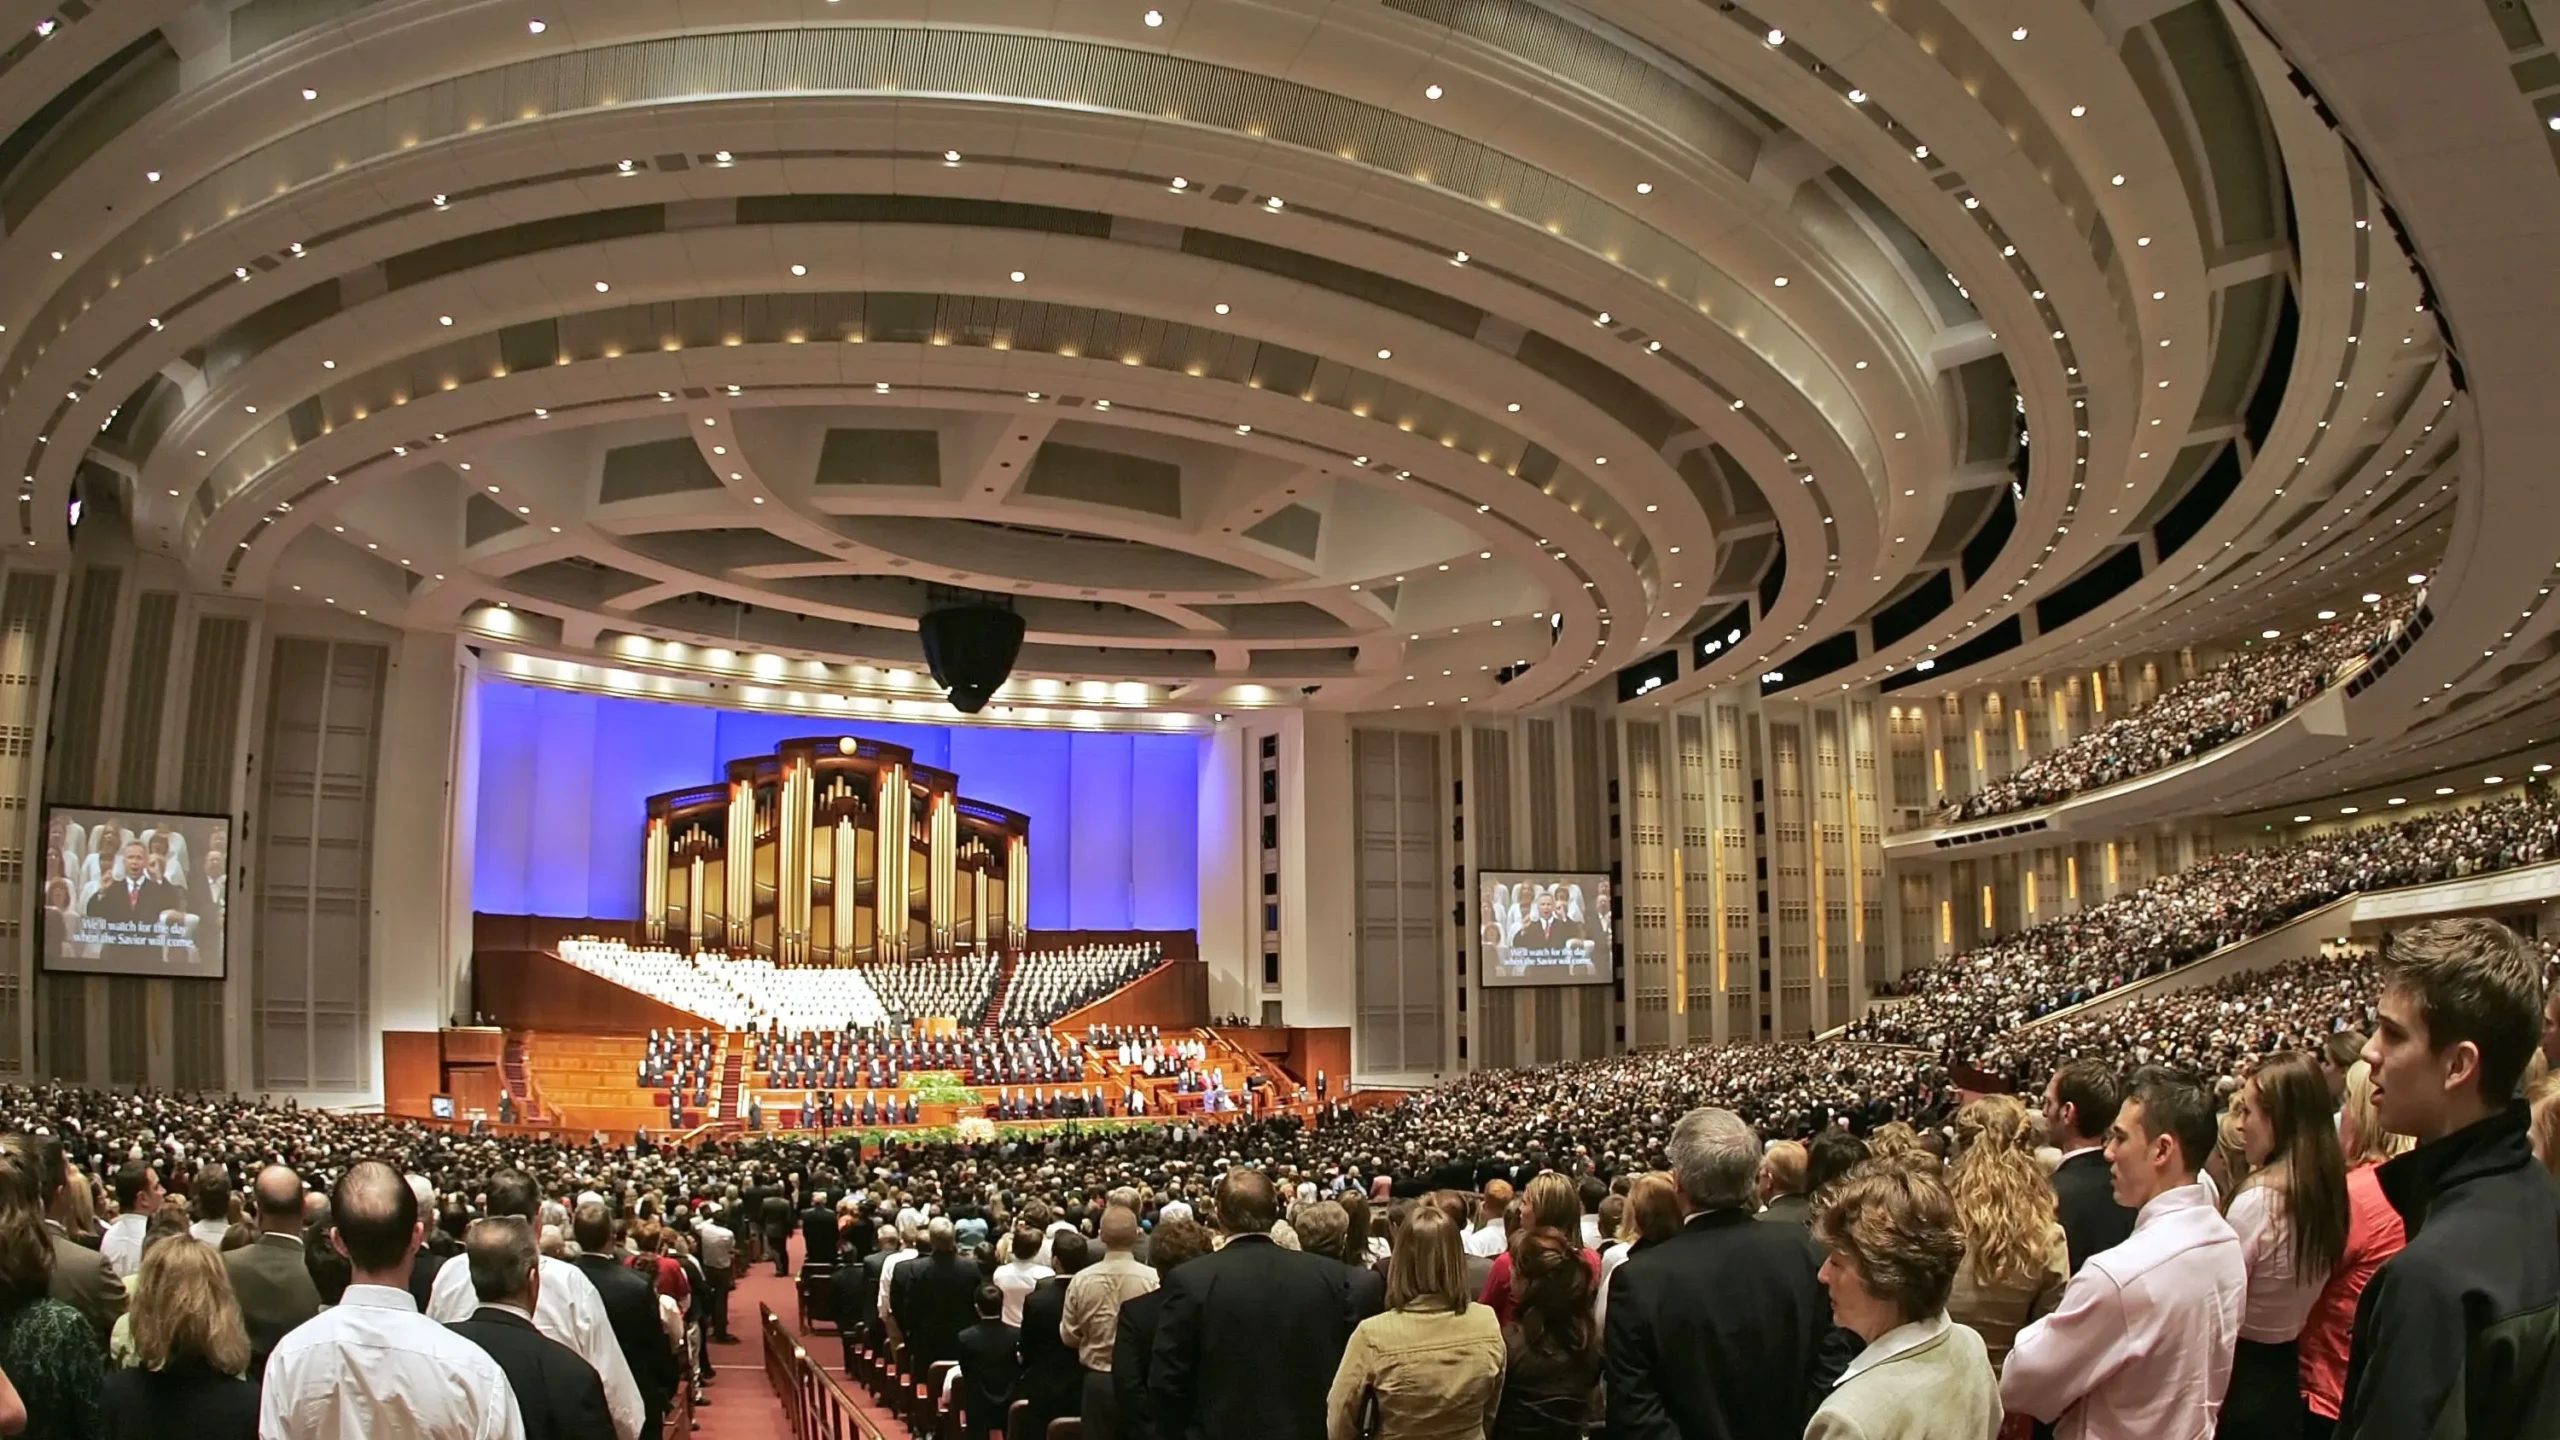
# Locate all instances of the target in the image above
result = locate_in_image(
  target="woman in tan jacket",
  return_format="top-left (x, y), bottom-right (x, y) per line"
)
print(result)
top-left (1942, 1096), bottom-right (2069, 1377)
top-left (1326, 1205), bottom-right (1506, 1440)
top-left (1808, 1162), bottom-right (2002, 1440)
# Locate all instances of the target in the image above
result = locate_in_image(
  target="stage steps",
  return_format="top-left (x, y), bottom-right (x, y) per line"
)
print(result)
top-left (980, 949), bottom-right (1019, 1031)
top-left (717, 1044), bottom-right (744, 1123)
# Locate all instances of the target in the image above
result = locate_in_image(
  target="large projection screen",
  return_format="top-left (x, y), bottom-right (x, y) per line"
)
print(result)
top-left (1478, 870), bottom-right (1614, 987)
top-left (40, 808), bottom-right (230, 979)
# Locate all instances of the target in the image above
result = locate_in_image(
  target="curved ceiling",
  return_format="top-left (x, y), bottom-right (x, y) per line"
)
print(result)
top-left (0, 0), bottom-right (2521, 773)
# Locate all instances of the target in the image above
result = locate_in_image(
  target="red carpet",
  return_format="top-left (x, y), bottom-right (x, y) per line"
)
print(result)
top-left (703, 1235), bottom-right (908, 1440)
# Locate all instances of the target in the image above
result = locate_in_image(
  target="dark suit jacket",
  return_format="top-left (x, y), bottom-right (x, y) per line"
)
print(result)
top-left (1755, 1194), bottom-right (1812, 1228)
top-left (101, 1357), bottom-right (258, 1440)
top-left (449, 1306), bottom-right (618, 1440)
top-left (838, 1256), bottom-right (883, 1335)
top-left (2051, 1148), bottom-right (2135, 1275)
top-left (1011, 1275), bottom-right (1082, 1432)
top-left (221, 1233), bottom-right (320, 1375)
top-left (573, 1251), bottom-right (679, 1419)
top-left (406, 1246), bottom-right (446, 1311)
top-left (1600, 1209), bottom-right (1849, 1440)
top-left (1114, 1290), bottom-right (1170, 1440)
top-left (46, 1223), bottom-right (125, 1345)
top-left (954, 1317), bottom-right (1022, 1436)
top-left (1345, 1263), bottom-right (1387, 1323)
top-left (801, 1207), bottom-right (840, 1268)
top-left (1150, 1233), bottom-right (1357, 1440)
top-left (893, 1251), bottom-right (981, 1368)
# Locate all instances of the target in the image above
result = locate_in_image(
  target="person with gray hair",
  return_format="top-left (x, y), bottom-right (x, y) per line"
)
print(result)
top-left (1601, 1107), bottom-right (1851, 1440)
top-left (447, 1218), bottom-right (618, 1440)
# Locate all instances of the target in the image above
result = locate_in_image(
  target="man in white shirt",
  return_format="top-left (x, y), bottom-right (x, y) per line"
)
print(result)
top-left (877, 1223), bottom-right (922, 1332)
top-left (2002, 1067), bottom-right (2246, 1440)
top-left (426, 1169), bottom-right (644, 1440)
top-left (101, 1159), bottom-right (161, 1278)
top-left (991, 1226), bottom-right (1052, 1328)
top-left (259, 1160), bottom-right (525, 1440)
top-left (1462, 1179), bottom-right (1512, 1259)
top-left (189, 1162), bottom-right (235, 1247)
top-left (693, 1205), bottom-right (736, 1344)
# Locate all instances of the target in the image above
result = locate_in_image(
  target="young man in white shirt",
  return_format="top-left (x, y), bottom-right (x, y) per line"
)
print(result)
top-left (259, 1160), bottom-right (525, 1440)
top-left (100, 1159), bottom-right (161, 1278)
top-left (991, 1226), bottom-right (1052, 1328)
top-left (2001, 1067), bottom-right (2246, 1440)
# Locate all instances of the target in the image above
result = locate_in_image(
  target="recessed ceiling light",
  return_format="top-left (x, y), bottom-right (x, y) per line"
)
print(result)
top-left (145, 170), bottom-right (159, 183)
top-left (1765, 27), bottom-right (1785, 45)
top-left (1635, 181), bottom-right (1653, 195)
top-left (1506, 402), bottom-right (1520, 412)
top-left (1170, 177), bottom-right (1188, 190)
top-left (1424, 84), bottom-right (1443, 100)
top-left (714, 150), bottom-right (732, 164)
top-left (438, 315), bottom-right (453, 325)
top-left (1376, 348), bottom-right (1392, 359)
top-left (790, 264), bottom-right (807, 277)
top-left (1773, 276), bottom-right (1789, 287)
top-left (2408, 573), bottom-right (2428, 584)
top-left (2011, 26), bottom-right (2028, 39)
top-left (2363, 592), bottom-right (2382, 603)
top-left (616, 159), bottom-right (635, 173)
top-left (1236, 424), bottom-right (1251, 434)
top-left (1847, 89), bottom-right (1867, 103)
top-left (2437, 786), bottom-right (2456, 796)
top-left (1144, 8), bottom-right (1163, 25)
top-left (2111, 174), bottom-right (2126, 186)
top-left (432, 194), bottom-right (447, 207)
top-left (1266, 196), bottom-right (1283, 209)
top-left (1214, 303), bottom-right (1230, 315)
top-left (528, 19), bottom-right (545, 34)
top-left (1593, 457), bottom-right (1608, 465)
top-left (944, 150), bottom-right (962, 163)
top-left (877, 382), bottom-right (891, 393)
top-left (2070, 105), bottom-right (2087, 118)
top-left (593, 280), bottom-right (609, 292)
top-left (1010, 270), bottom-right (1025, 282)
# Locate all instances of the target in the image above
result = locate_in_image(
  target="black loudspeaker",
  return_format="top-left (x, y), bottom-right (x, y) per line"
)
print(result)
top-left (918, 605), bottom-right (1026, 714)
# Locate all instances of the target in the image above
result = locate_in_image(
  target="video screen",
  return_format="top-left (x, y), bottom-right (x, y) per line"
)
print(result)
top-left (1479, 871), bottom-right (1614, 988)
top-left (41, 808), bottom-right (229, 979)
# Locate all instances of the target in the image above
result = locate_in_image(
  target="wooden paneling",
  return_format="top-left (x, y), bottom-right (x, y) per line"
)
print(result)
top-left (1056, 959), bottom-right (1209, 1031)
top-left (1285, 1027), bottom-right (1351, 1092)
top-left (441, 1028), bottom-right (504, 1066)
top-left (381, 1031), bottom-right (442, 1118)
top-left (473, 914), bottom-right (644, 951)
top-left (472, 948), bottom-right (717, 1033)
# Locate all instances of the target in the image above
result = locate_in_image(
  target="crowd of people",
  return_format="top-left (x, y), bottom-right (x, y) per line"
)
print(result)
top-left (558, 940), bottom-right (1156, 1037)
top-left (1851, 787), bottom-right (2560, 1061)
top-left (753, 1025), bottom-right (1086, 1092)
top-left (1941, 596), bottom-right (2418, 822)
top-left (1, 902), bottom-right (2556, 1438)
top-left (1000, 946), bottom-right (1169, 1029)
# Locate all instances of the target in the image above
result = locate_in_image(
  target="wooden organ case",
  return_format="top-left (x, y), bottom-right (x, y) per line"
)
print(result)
top-left (639, 735), bottom-right (1029, 962)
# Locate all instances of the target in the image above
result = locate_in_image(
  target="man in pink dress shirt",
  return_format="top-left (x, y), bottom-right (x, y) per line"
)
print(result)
top-left (2000, 1067), bottom-right (2246, 1440)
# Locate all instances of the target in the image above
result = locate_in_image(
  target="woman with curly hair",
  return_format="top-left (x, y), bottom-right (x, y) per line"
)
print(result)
top-left (0, 1134), bottom-right (105, 1440)
top-left (1944, 1095), bottom-right (2070, 1377)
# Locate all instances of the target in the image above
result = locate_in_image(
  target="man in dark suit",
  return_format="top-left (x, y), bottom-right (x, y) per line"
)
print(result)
top-left (82, 840), bottom-right (189, 961)
top-left (892, 1217), bottom-right (982, 1370)
top-left (800, 1191), bottom-right (839, 1271)
top-left (22, 1135), bottom-right (122, 1345)
top-left (1115, 1216), bottom-right (1210, 1440)
top-left (571, 1200), bottom-right (678, 1440)
top-left (449, 1217), bottom-right (617, 1440)
top-left (1012, 1230), bottom-right (1088, 1437)
top-left (2042, 1059), bottom-right (2136, 1274)
top-left (952, 1283), bottom-right (1021, 1440)
top-left (761, 1191), bottom-right (795, 1276)
top-left (222, 1163), bottom-right (322, 1377)
top-left (1602, 1107), bottom-right (1851, 1440)
top-left (1150, 1169), bottom-right (1357, 1440)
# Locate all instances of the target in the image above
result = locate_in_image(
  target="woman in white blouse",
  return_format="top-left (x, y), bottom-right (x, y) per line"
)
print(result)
top-left (2219, 1051), bottom-right (2349, 1439)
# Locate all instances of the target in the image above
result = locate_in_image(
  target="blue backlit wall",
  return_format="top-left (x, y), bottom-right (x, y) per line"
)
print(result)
top-left (472, 680), bottom-right (1203, 931)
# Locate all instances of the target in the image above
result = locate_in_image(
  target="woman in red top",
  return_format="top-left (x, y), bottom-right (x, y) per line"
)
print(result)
top-left (628, 1217), bottom-right (692, 1305)
top-left (2298, 1058), bottom-right (2408, 1439)
top-left (1478, 1174), bottom-right (1598, 1325)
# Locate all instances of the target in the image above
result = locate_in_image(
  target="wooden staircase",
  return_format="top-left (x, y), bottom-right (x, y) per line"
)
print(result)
top-left (716, 1044), bottom-right (745, 1124)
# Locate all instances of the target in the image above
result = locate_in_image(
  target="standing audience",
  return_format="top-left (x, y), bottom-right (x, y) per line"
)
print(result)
top-left (1152, 1169), bottom-right (1355, 1440)
top-left (0, 1137), bottom-right (103, 1440)
top-left (1488, 1228), bottom-right (1598, 1440)
top-left (2040, 1062), bottom-right (2137, 1275)
top-left (443, 1219), bottom-right (614, 1440)
top-left (2297, 1062), bottom-right (2406, 1440)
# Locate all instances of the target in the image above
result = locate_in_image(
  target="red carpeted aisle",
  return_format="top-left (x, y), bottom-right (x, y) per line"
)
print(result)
top-left (700, 1234), bottom-right (907, 1440)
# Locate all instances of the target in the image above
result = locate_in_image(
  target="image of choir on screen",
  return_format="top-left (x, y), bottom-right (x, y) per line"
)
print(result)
top-left (41, 810), bottom-right (228, 969)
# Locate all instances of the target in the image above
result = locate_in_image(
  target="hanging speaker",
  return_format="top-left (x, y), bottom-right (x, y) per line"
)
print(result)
top-left (919, 605), bottom-right (1026, 714)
